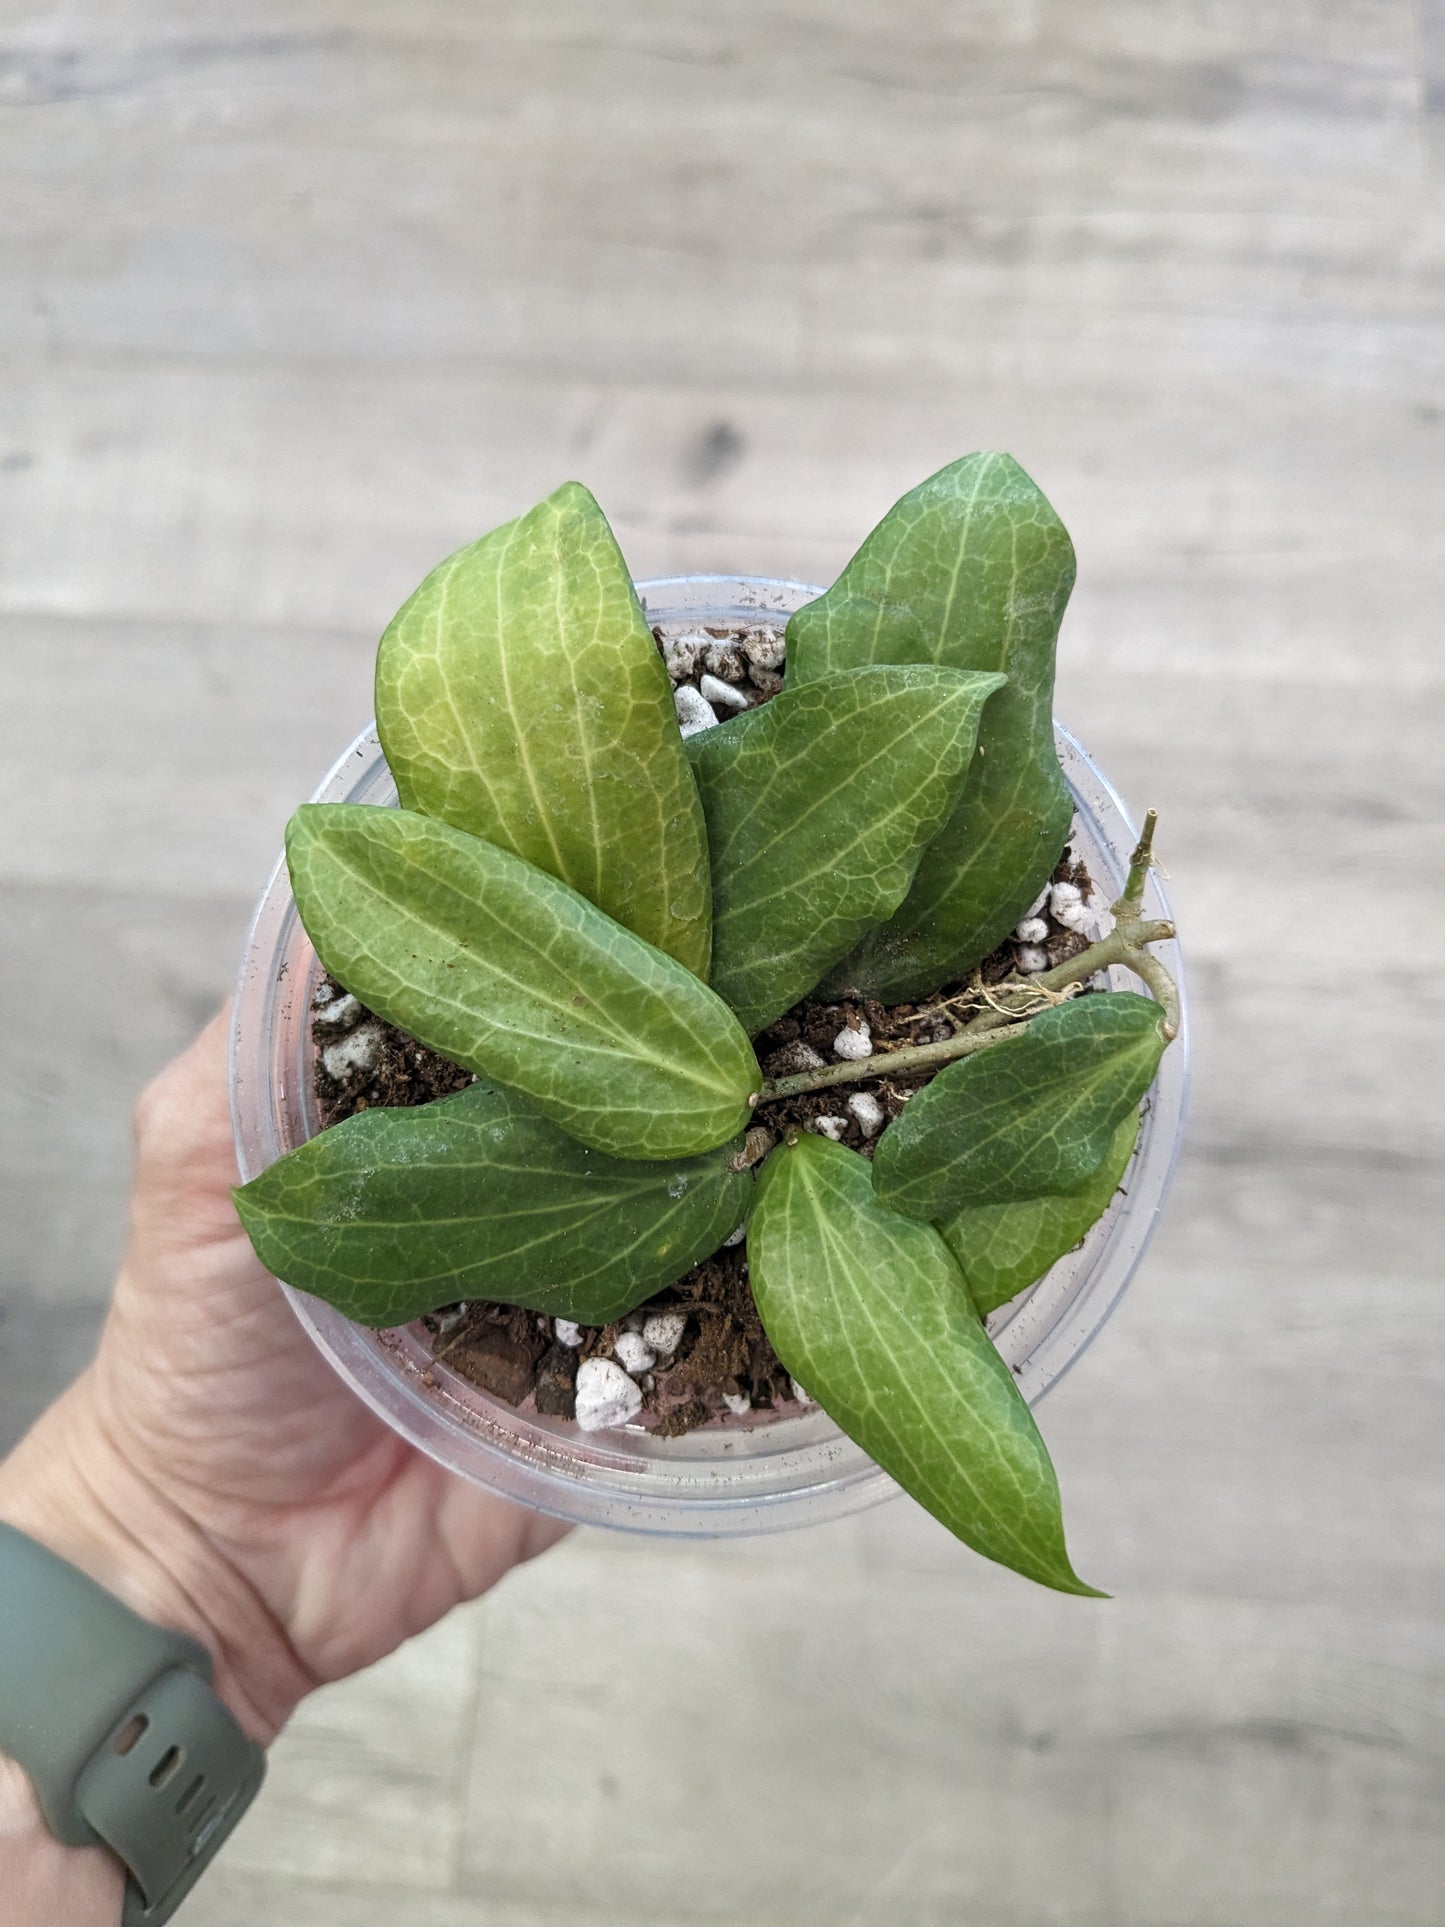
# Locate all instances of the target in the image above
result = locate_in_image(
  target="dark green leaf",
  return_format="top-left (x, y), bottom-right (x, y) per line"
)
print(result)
top-left (686, 665), bottom-right (1004, 1034)
top-left (748, 1134), bottom-right (1101, 1595)
top-left (234, 1081), bottom-right (750, 1327)
top-left (787, 453), bottom-right (1075, 999)
top-left (376, 481), bottom-right (712, 975)
top-left (937, 1112), bottom-right (1140, 1315)
top-left (286, 804), bottom-right (759, 1161)
top-left (872, 994), bottom-right (1167, 1219)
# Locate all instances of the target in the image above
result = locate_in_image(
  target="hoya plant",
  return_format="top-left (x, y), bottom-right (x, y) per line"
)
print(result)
top-left (234, 455), bottom-right (1180, 1596)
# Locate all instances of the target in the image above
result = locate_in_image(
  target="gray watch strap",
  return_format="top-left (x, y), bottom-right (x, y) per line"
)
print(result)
top-left (0, 1523), bottom-right (266, 1923)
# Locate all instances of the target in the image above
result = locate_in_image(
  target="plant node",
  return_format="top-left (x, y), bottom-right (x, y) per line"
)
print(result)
top-left (1120, 806), bottom-right (1159, 910)
top-left (757, 827), bottom-right (1182, 1107)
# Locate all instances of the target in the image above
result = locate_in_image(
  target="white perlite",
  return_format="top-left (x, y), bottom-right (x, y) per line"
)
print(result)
top-left (703, 640), bottom-right (747, 681)
top-left (573, 1357), bottom-right (644, 1431)
top-left (743, 630), bottom-right (786, 671)
top-left (673, 684), bottom-right (719, 737)
top-left (313, 992), bottom-right (360, 1030)
top-left (1023, 884), bottom-right (1051, 919)
top-left (1013, 916), bottom-right (1049, 944)
top-left (722, 1390), bottom-right (752, 1417)
top-left (321, 1024), bottom-right (381, 1081)
top-left (553, 1319), bottom-right (583, 1349)
top-left (832, 1021), bottom-right (872, 1061)
top-left (812, 1115), bottom-right (847, 1141)
top-left (1015, 944), bottom-right (1049, 974)
top-left (790, 1379), bottom-right (817, 1407)
top-left (661, 632), bottom-right (707, 681)
top-left (723, 1220), bottom-right (748, 1247)
top-left (699, 671), bottom-right (749, 710)
top-left (770, 1041), bottom-right (827, 1075)
top-left (1051, 881), bottom-right (1095, 935)
top-left (613, 1331), bottom-right (656, 1376)
top-left (641, 1308), bottom-right (687, 1355)
top-left (847, 1090), bottom-right (885, 1137)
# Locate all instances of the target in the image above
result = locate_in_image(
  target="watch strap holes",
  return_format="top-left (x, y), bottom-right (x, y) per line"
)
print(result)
top-left (175, 1773), bottom-right (207, 1816)
top-left (148, 1744), bottom-right (184, 1789)
top-left (113, 1715), bottom-right (149, 1757)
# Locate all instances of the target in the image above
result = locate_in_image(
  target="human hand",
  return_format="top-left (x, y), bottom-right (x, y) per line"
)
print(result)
top-left (0, 1011), bottom-right (566, 1745)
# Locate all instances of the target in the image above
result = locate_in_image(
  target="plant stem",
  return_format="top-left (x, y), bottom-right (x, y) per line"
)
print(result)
top-left (1121, 806), bottom-right (1159, 910)
top-left (961, 918), bottom-right (1176, 1039)
top-left (758, 1017), bottom-right (1035, 1102)
top-left (754, 846), bottom-right (1181, 1108)
top-left (1033, 919), bottom-right (1178, 1038)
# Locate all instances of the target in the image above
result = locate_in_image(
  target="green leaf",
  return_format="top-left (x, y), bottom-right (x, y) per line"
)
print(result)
top-left (375, 481), bottom-right (712, 976)
top-left (787, 453), bottom-right (1075, 1000)
top-left (872, 993), bottom-right (1167, 1220)
top-left (286, 804), bottom-right (759, 1161)
top-left (937, 1112), bottom-right (1141, 1315)
top-left (748, 1134), bottom-right (1101, 1595)
top-left (686, 665), bottom-right (1005, 1035)
top-left (233, 1081), bottom-right (751, 1328)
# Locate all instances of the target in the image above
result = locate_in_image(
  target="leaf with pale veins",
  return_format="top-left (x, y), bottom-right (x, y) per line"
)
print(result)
top-left (788, 453), bottom-right (1075, 999)
top-left (234, 1081), bottom-right (751, 1327)
top-left (376, 481), bottom-right (712, 974)
top-left (286, 804), bottom-right (758, 1162)
top-left (748, 1133), bottom-right (1101, 1595)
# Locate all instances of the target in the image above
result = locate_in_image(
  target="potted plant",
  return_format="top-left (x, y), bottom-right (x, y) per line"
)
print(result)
top-left (229, 456), bottom-right (1186, 1595)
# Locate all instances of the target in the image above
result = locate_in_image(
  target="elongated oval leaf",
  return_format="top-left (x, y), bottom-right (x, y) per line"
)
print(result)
top-left (286, 804), bottom-right (759, 1161)
top-left (376, 481), bottom-right (711, 975)
top-left (749, 1134), bottom-right (1100, 1595)
top-left (788, 454), bottom-right (1075, 1000)
top-left (234, 1081), bottom-right (751, 1327)
top-left (937, 1111), bottom-right (1140, 1315)
top-left (686, 665), bottom-right (1005, 1035)
top-left (872, 993), bottom-right (1167, 1220)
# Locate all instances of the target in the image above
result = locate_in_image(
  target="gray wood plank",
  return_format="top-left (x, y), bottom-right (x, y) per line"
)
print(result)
top-left (455, 1542), bottom-right (1445, 1927)
top-left (2, 369), bottom-right (1441, 637)
top-left (0, 616), bottom-right (374, 895)
top-left (1, 0), bottom-right (1439, 1919)
top-left (0, 4), bottom-right (1433, 400)
top-left (191, 1869), bottom-right (693, 1927)
top-left (219, 1607), bottom-right (482, 1890)
top-left (189, 1880), bottom-right (693, 1927)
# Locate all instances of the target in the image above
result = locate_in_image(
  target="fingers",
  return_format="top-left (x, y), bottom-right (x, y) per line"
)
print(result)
top-left (131, 1008), bottom-right (232, 1167)
top-left (127, 1005), bottom-right (260, 1266)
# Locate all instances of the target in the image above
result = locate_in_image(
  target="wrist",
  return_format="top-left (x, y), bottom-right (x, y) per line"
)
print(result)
top-left (0, 1754), bottom-right (124, 1927)
top-left (0, 1369), bottom-right (308, 1746)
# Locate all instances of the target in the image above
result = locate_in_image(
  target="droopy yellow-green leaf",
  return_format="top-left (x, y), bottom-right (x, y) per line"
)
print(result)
top-left (748, 1134), bottom-right (1101, 1595)
top-left (788, 454), bottom-right (1075, 1000)
top-left (937, 1111), bottom-right (1140, 1315)
top-left (233, 1082), bottom-right (751, 1328)
top-left (376, 482), bottom-right (712, 975)
top-left (286, 804), bottom-right (759, 1161)
top-left (686, 664), bottom-right (1005, 1035)
top-left (872, 993), bottom-right (1167, 1220)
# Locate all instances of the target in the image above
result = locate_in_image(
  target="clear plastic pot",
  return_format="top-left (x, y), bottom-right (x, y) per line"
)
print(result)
top-left (229, 574), bottom-right (1189, 1538)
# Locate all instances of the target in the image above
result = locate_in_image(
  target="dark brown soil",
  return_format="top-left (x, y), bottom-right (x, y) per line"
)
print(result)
top-left (305, 618), bottom-right (1100, 1434)
top-left (311, 984), bottom-right (473, 1129)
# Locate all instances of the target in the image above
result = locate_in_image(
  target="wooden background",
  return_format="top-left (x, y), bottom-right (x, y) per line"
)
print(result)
top-left (2, 2), bottom-right (1442, 1921)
